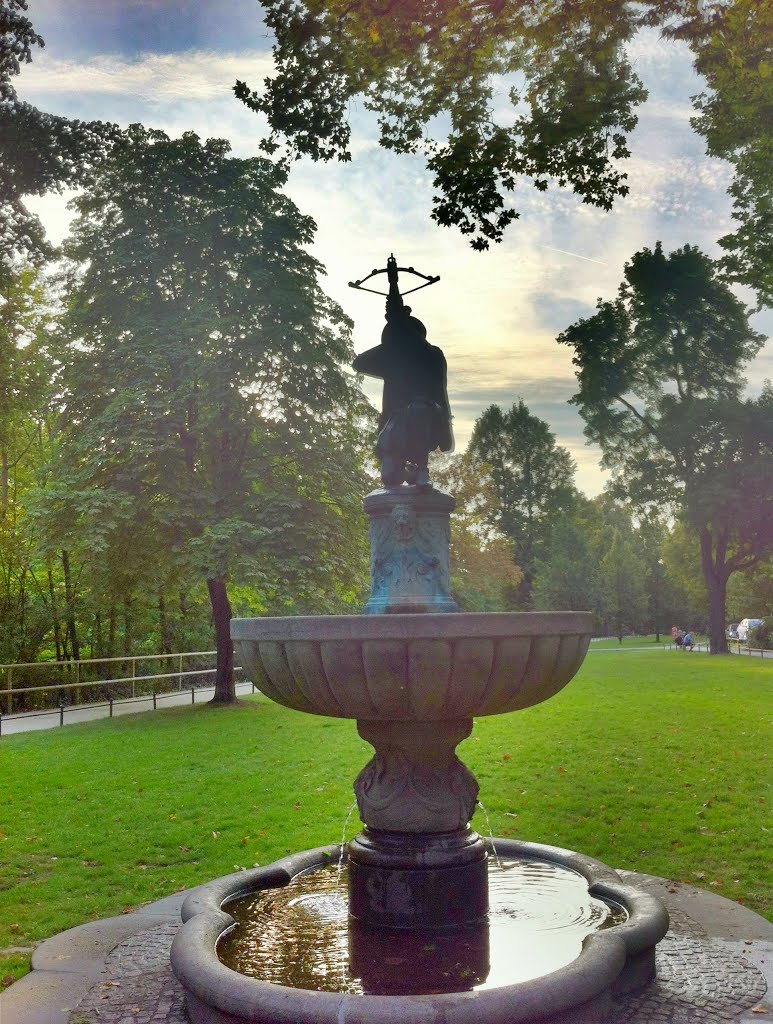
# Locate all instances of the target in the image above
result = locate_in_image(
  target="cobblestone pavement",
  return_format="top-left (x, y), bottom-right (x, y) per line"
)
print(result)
top-left (67, 903), bottom-right (771, 1024)
top-left (68, 923), bottom-right (186, 1024)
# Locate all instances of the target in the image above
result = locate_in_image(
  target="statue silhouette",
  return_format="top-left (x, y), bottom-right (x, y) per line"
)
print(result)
top-left (353, 256), bottom-right (453, 487)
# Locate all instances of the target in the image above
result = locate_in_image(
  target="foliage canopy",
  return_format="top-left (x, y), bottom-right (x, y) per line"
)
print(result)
top-left (558, 242), bottom-right (771, 651)
top-left (237, 0), bottom-right (772, 301)
top-left (50, 127), bottom-right (371, 698)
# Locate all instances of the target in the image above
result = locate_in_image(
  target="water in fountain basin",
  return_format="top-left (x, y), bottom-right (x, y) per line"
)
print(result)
top-left (218, 857), bottom-right (627, 996)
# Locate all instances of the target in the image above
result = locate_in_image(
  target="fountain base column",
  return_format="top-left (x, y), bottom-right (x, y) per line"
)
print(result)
top-left (348, 827), bottom-right (488, 929)
top-left (349, 717), bottom-right (488, 928)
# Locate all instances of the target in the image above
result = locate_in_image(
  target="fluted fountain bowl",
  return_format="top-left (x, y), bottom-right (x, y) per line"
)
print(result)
top-left (231, 611), bottom-right (593, 721)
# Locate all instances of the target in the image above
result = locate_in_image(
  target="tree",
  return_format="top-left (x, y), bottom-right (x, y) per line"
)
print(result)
top-left (634, 514), bottom-right (689, 642)
top-left (727, 559), bottom-right (773, 626)
top-left (597, 528), bottom-right (647, 642)
top-left (532, 518), bottom-right (598, 614)
top-left (558, 242), bottom-right (770, 653)
top-left (431, 451), bottom-right (522, 611)
top-left (0, 265), bottom-right (60, 662)
top-left (236, 0), bottom-right (771, 291)
top-left (238, 0), bottom-right (647, 250)
top-left (467, 400), bottom-right (576, 608)
top-left (0, 1), bottom-right (119, 279)
top-left (669, 0), bottom-right (773, 305)
top-left (54, 127), bottom-right (370, 702)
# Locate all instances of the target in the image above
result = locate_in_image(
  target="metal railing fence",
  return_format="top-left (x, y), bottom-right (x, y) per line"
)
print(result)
top-left (0, 650), bottom-right (243, 716)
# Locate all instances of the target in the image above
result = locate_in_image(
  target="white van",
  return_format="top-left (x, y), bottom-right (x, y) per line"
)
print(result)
top-left (736, 618), bottom-right (764, 641)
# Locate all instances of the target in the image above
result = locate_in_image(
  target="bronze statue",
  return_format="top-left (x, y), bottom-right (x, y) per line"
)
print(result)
top-left (352, 256), bottom-right (453, 487)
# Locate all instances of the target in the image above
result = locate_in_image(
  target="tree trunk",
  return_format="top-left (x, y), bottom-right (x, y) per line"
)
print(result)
top-left (699, 528), bottom-right (729, 655)
top-left (159, 594), bottom-right (172, 654)
top-left (123, 596), bottom-right (133, 656)
top-left (47, 566), bottom-right (63, 661)
top-left (1, 447), bottom-right (8, 510)
top-left (207, 576), bottom-right (236, 704)
top-left (108, 602), bottom-right (117, 658)
top-left (61, 549), bottom-right (80, 661)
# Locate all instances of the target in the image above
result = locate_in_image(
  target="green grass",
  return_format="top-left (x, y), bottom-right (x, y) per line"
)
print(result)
top-left (0, 648), bottom-right (770, 990)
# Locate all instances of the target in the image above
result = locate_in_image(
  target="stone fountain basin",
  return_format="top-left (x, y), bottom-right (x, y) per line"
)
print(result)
top-left (170, 840), bottom-right (669, 1024)
top-left (231, 611), bottom-right (592, 720)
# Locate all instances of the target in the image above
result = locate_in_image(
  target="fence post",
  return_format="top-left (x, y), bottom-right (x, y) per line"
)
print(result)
top-left (0, 712), bottom-right (3, 736)
top-left (191, 687), bottom-right (195, 705)
top-left (179, 654), bottom-right (184, 690)
top-left (59, 698), bottom-right (65, 726)
top-left (109, 696), bottom-right (114, 718)
top-left (131, 658), bottom-right (136, 698)
top-left (6, 666), bottom-right (12, 715)
top-left (152, 688), bottom-right (157, 710)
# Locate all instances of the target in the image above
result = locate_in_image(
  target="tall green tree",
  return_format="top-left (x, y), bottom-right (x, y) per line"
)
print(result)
top-left (597, 528), bottom-right (647, 642)
top-left (54, 127), bottom-right (370, 702)
top-left (558, 242), bottom-right (770, 653)
top-left (635, 515), bottom-right (688, 642)
top-left (236, 0), bottom-right (771, 294)
top-left (431, 451), bottom-right (522, 611)
top-left (532, 518), bottom-right (598, 614)
top-left (0, 265), bottom-right (59, 662)
top-left (468, 400), bottom-right (576, 608)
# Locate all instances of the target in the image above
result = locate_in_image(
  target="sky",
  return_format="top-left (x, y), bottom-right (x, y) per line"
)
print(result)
top-left (19, 0), bottom-right (772, 497)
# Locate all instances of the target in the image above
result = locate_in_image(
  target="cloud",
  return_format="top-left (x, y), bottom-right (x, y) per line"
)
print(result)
top-left (18, 50), bottom-right (274, 103)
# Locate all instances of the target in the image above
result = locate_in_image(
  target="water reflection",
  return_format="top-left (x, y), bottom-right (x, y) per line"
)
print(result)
top-left (219, 858), bottom-right (626, 995)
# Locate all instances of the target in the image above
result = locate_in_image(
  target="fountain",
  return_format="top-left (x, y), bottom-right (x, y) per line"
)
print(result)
top-left (170, 257), bottom-right (669, 1023)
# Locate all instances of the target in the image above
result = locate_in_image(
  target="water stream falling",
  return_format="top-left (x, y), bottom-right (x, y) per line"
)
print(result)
top-left (475, 800), bottom-right (503, 868)
top-left (336, 802), bottom-right (359, 879)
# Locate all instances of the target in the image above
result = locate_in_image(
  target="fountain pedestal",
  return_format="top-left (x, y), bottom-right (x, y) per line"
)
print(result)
top-left (364, 486), bottom-right (457, 613)
top-left (349, 716), bottom-right (487, 927)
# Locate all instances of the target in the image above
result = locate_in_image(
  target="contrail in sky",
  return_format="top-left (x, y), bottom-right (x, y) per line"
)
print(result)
top-left (540, 245), bottom-right (607, 265)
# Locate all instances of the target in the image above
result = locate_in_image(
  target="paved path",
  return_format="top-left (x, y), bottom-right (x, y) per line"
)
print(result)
top-left (0, 681), bottom-right (257, 736)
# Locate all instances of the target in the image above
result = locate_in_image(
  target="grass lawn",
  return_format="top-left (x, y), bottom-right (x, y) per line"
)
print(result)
top-left (0, 647), bottom-right (770, 989)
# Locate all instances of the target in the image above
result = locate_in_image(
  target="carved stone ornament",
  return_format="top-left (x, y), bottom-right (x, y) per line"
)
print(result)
top-left (353, 719), bottom-right (479, 833)
top-left (364, 486), bottom-right (457, 613)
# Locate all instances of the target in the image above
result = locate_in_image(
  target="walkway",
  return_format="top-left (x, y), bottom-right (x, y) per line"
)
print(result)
top-left (0, 680), bottom-right (257, 736)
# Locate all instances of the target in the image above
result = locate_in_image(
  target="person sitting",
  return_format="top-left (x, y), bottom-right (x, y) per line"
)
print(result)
top-left (682, 631), bottom-right (694, 651)
top-left (675, 630), bottom-right (685, 647)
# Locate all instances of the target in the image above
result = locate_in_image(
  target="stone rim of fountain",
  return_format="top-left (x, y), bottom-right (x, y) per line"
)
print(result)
top-left (170, 839), bottom-right (670, 1024)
